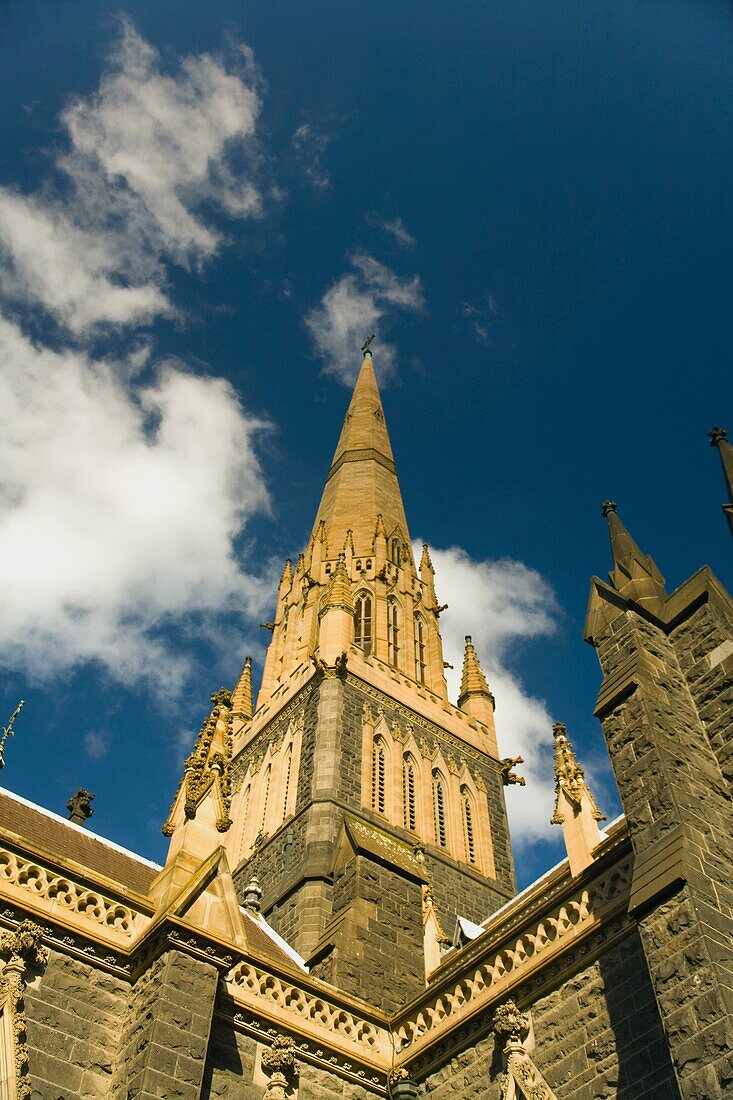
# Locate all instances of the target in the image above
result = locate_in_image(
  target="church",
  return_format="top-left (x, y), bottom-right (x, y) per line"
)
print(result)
top-left (0, 347), bottom-right (731, 1098)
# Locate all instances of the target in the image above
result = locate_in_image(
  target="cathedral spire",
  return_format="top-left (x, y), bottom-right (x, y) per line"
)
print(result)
top-left (309, 351), bottom-right (410, 559)
top-left (550, 721), bottom-right (605, 876)
top-left (708, 427), bottom-right (733, 537)
top-left (601, 501), bottom-right (667, 614)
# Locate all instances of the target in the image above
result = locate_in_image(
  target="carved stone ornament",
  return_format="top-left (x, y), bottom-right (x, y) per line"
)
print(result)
top-left (388, 1066), bottom-right (419, 1098)
top-left (162, 688), bottom-right (234, 836)
top-left (501, 756), bottom-right (526, 787)
top-left (0, 920), bottom-right (48, 1099)
top-left (493, 1000), bottom-right (557, 1100)
top-left (261, 1033), bottom-right (299, 1098)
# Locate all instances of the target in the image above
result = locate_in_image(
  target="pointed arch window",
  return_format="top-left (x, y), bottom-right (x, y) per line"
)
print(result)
top-left (372, 738), bottom-right (386, 815)
top-left (390, 538), bottom-right (402, 567)
top-left (354, 591), bottom-right (373, 655)
top-left (414, 614), bottom-right (427, 684)
top-left (282, 743), bottom-right (293, 817)
top-left (260, 765), bottom-right (271, 834)
top-left (433, 770), bottom-right (447, 848)
top-left (462, 786), bottom-right (477, 865)
top-left (387, 598), bottom-right (401, 666)
top-left (403, 754), bottom-right (418, 832)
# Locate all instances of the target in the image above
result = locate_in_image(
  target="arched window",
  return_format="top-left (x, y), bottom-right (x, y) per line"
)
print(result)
top-left (390, 538), bottom-right (402, 566)
top-left (260, 765), bottom-right (271, 833)
top-left (462, 786), bottom-right (477, 865)
top-left (354, 591), bottom-right (373, 655)
top-left (387, 599), bottom-right (401, 666)
top-left (414, 614), bottom-right (427, 684)
top-left (433, 770), bottom-right (448, 848)
top-left (282, 744), bottom-right (293, 817)
top-left (372, 738), bottom-right (386, 814)
top-left (403, 755), bottom-right (418, 832)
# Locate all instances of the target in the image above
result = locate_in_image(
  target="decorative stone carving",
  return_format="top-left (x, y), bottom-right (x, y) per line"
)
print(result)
top-left (0, 847), bottom-right (140, 938)
top-left (261, 1033), bottom-right (299, 1098)
top-left (492, 999), bottom-right (557, 1100)
top-left (162, 688), bottom-right (234, 836)
top-left (0, 920), bottom-right (48, 1099)
top-left (550, 723), bottom-right (604, 825)
top-left (501, 756), bottom-right (526, 786)
top-left (66, 787), bottom-right (94, 825)
top-left (388, 1066), bottom-right (419, 1098)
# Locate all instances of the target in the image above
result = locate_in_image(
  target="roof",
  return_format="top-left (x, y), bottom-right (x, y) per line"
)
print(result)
top-left (0, 786), bottom-right (160, 897)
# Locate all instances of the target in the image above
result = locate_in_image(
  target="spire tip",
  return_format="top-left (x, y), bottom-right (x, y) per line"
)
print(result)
top-left (709, 426), bottom-right (728, 448)
top-left (601, 500), bottom-right (617, 518)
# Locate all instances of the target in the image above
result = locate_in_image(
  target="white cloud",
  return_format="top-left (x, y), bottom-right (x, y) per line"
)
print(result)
top-left (84, 731), bottom-right (110, 760)
top-left (369, 214), bottom-right (416, 249)
top-left (461, 294), bottom-right (498, 347)
top-left (0, 19), bottom-right (263, 334)
top-left (306, 251), bottom-right (424, 383)
top-left (0, 317), bottom-right (272, 690)
top-left (420, 543), bottom-right (561, 843)
top-left (292, 123), bottom-right (332, 190)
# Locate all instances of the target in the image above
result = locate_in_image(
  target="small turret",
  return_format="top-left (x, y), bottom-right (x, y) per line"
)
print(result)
top-left (550, 722), bottom-right (605, 876)
top-left (457, 636), bottom-right (498, 754)
top-left (231, 656), bottom-right (253, 721)
top-left (708, 427), bottom-right (733, 538)
top-left (601, 501), bottom-right (667, 615)
top-left (419, 543), bottom-right (437, 609)
top-left (318, 553), bottom-right (354, 663)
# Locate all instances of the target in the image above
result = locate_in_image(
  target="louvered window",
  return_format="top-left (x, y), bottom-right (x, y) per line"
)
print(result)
top-left (387, 599), bottom-right (400, 666)
top-left (354, 592), bottom-right (373, 654)
top-left (403, 756), bottom-right (417, 831)
top-left (462, 787), bottom-right (476, 864)
top-left (433, 771), bottom-right (447, 848)
top-left (372, 740), bottom-right (386, 814)
top-left (414, 614), bottom-right (427, 683)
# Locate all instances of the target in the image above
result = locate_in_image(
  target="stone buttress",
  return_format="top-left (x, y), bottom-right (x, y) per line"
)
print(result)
top-left (584, 502), bottom-right (733, 1099)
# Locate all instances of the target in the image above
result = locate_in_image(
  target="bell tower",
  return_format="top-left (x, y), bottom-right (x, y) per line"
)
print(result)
top-left (224, 349), bottom-right (516, 1011)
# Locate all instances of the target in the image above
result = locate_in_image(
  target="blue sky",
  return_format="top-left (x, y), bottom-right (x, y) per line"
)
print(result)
top-left (0, 1), bottom-right (730, 890)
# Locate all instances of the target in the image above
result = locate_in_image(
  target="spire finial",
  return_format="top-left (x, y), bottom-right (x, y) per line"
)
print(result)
top-left (601, 500), bottom-right (617, 517)
top-left (0, 699), bottom-right (24, 770)
top-left (708, 426), bottom-right (728, 447)
top-left (361, 333), bottom-right (375, 358)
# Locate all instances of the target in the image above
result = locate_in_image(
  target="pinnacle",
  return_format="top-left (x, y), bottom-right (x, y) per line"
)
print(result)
top-left (601, 501), bottom-right (666, 605)
top-left (231, 656), bottom-right (253, 720)
top-left (458, 636), bottom-right (492, 707)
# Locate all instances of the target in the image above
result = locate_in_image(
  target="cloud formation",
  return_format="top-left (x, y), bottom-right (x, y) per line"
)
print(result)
top-left (0, 318), bottom-right (272, 689)
top-left (0, 22), bottom-right (274, 692)
top-left (292, 123), bottom-right (332, 190)
top-left (368, 214), bottom-right (416, 249)
top-left (462, 293), bottom-right (498, 347)
top-left (0, 19), bottom-right (263, 335)
top-left (421, 543), bottom-right (561, 843)
top-left (306, 251), bottom-right (424, 383)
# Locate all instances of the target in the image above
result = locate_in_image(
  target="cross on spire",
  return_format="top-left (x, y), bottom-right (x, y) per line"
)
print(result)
top-left (361, 333), bottom-right (375, 357)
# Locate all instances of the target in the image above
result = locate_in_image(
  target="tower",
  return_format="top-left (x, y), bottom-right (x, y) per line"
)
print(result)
top-left (222, 350), bottom-right (516, 1011)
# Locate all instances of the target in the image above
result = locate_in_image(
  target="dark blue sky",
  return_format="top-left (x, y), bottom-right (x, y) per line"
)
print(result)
top-left (0, 0), bottom-right (730, 888)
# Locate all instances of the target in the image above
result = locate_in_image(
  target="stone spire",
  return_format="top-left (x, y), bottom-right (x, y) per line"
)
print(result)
top-left (309, 352), bottom-right (411, 559)
top-left (708, 427), bottom-right (733, 537)
top-left (601, 501), bottom-right (667, 614)
top-left (231, 656), bottom-right (253, 721)
top-left (457, 636), bottom-right (497, 753)
top-left (550, 722), bottom-right (605, 876)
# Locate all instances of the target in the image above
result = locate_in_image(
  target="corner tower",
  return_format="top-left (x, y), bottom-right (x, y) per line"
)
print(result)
top-left (224, 350), bottom-right (515, 1011)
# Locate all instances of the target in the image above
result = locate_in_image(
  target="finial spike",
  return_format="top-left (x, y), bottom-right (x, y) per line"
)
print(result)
top-left (551, 721), bottom-right (605, 876)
